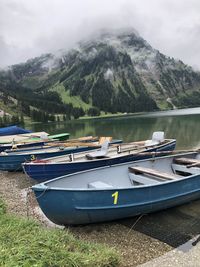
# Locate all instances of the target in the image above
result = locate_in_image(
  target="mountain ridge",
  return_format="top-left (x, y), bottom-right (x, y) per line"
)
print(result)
top-left (0, 28), bottom-right (200, 122)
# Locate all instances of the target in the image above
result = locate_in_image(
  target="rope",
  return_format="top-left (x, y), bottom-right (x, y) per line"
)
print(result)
top-left (25, 185), bottom-right (48, 220)
top-left (192, 235), bottom-right (200, 246)
top-left (24, 167), bottom-right (33, 183)
top-left (34, 186), bottom-right (49, 199)
top-left (125, 214), bottom-right (145, 238)
top-left (25, 187), bottom-right (32, 219)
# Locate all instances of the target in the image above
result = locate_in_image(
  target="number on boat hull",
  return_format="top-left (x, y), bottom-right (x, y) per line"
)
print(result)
top-left (31, 155), bottom-right (36, 161)
top-left (112, 191), bottom-right (119, 205)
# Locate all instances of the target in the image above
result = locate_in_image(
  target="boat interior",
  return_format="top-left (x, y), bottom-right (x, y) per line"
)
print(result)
top-left (31, 137), bottom-right (175, 164)
top-left (1, 136), bottom-right (112, 155)
top-left (1, 145), bottom-right (89, 155)
top-left (44, 152), bottom-right (200, 190)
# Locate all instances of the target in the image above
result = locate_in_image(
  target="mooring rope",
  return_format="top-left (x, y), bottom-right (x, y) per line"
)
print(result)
top-left (125, 213), bottom-right (145, 238)
top-left (25, 187), bottom-right (32, 219)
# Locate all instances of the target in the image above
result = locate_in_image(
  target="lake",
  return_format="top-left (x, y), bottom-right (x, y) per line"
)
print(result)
top-left (30, 107), bottom-right (200, 150)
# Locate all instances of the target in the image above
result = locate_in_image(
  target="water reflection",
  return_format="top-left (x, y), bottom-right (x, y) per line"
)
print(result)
top-left (29, 108), bottom-right (200, 150)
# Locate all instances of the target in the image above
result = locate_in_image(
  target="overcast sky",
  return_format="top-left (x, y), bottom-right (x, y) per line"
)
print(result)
top-left (1, 0), bottom-right (200, 69)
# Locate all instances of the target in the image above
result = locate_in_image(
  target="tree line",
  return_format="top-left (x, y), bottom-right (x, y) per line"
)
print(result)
top-left (0, 114), bottom-right (24, 128)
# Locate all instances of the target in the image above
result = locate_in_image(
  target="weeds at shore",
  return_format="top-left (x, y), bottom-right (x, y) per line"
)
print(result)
top-left (0, 197), bottom-right (120, 267)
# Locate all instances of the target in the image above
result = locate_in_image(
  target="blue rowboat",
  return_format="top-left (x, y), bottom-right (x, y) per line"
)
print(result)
top-left (0, 138), bottom-right (122, 171)
top-left (0, 141), bottom-right (47, 152)
top-left (23, 134), bottom-right (176, 182)
top-left (32, 151), bottom-right (200, 225)
top-left (4, 138), bottom-right (122, 154)
top-left (0, 145), bottom-right (101, 171)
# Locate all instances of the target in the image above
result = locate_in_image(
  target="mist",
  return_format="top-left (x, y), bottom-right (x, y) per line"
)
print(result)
top-left (1, 0), bottom-right (200, 69)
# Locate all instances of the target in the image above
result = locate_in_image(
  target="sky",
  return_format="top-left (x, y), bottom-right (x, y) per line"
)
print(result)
top-left (1, 0), bottom-right (200, 69)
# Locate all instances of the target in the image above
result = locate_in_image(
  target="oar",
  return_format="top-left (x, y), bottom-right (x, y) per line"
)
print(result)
top-left (62, 142), bottom-right (100, 147)
top-left (48, 136), bottom-right (113, 148)
top-left (65, 136), bottom-right (98, 143)
top-left (115, 142), bottom-right (148, 153)
top-left (187, 161), bottom-right (200, 168)
top-left (136, 149), bottom-right (200, 157)
top-left (47, 141), bottom-right (100, 148)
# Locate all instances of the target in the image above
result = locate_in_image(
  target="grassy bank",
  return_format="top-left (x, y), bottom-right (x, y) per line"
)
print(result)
top-left (0, 198), bottom-right (120, 267)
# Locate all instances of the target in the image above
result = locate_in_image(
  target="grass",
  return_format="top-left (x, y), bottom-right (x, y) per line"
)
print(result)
top-left (0, 198), bottom-right (120, 267)
top-left (80, 112), bottom-right (130, 120)
top-left (51, 84), bottom-right (92, 110)
top-left (156, 100), bottom-right (172, 110)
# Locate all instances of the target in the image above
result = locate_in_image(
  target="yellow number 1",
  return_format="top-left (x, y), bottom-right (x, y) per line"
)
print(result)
top-left (112, 191), bottom-right (119, 205)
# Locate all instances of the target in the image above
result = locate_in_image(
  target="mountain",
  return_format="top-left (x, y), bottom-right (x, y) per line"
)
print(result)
top-left (0, 28), bottom-right (200, 121)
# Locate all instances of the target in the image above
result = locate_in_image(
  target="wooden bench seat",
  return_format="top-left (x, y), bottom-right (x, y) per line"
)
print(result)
top-left (174, 157), bottom-right (200, 166)
top-left (129, 166), bottom-right (177, 180)
top-left (129, 173), bottom-right (161, 185)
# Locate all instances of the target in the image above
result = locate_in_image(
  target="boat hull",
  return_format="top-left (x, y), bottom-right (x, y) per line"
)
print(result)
top-left (24, 140), bottom-right (176, 181)
top-left (0, 141), bottom-right (46, 152)
top-left (0, 146), bottom-right (96, 171)
top-left (33, 172), bottom-right (200, 225)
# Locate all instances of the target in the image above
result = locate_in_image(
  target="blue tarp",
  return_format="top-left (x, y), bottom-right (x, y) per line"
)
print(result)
top-left (0, 125), bottom-right (32, 136)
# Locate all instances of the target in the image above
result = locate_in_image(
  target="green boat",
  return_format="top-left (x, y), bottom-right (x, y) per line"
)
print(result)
top-left (29, 133), bottom-right (70, 142)
top-left (48, 133), bottom-right (70, 141)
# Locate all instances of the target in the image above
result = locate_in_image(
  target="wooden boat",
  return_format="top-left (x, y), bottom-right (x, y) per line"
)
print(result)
top-left (32, 151), bottom-right (200, 225)
top-left (23, 132), bottom-right (176, 182)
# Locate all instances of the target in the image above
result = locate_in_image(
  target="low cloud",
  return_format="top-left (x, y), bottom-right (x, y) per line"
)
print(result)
top-left (1, 0), bottom-right (200, 69)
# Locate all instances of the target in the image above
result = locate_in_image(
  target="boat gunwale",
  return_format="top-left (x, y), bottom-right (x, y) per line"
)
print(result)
top-left (32, 172), bottom-right (200, 192)
top-left (2, 145), bottom-right (94, 156)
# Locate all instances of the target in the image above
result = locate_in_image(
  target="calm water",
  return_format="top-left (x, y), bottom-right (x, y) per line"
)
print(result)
top-left (29, 107), bottom-right (200, 150)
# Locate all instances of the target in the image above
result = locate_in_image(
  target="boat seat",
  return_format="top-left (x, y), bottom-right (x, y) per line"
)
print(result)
top-left (145, 131), bottom-right (165, 147)
top-left (85, 154), bottom-right (109, 160)
top-left (129, 166), bottom-right (178, 180)
top-left (171, 163), bottom-right (197, 176)
top-left (129, 173), bottom-right (161, 185)
top-left (85, 140), bottom-right (110, 159)
top-left (173, 157), bottom-right (200, 167)
top-left (88, 181), bottom-right (113, 189)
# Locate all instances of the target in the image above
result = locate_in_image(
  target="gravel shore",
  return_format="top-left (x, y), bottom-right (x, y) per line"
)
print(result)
top-left (1, 171), bottom-right (200, 267)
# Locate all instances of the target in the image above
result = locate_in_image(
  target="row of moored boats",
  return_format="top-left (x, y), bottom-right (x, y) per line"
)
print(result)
top-left (1, 126), bottom-right (200, 225)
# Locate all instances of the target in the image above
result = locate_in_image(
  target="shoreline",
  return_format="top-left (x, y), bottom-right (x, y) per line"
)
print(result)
top-left (24, 106), bottom-right (200, 129)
